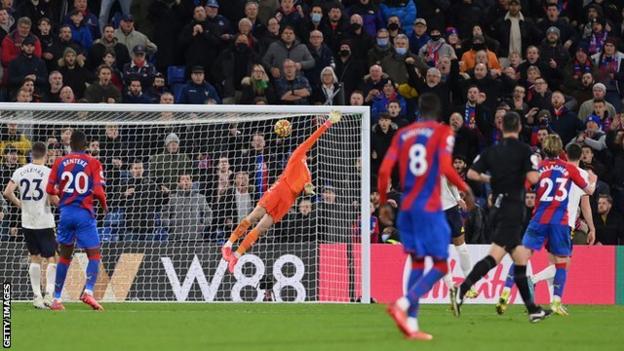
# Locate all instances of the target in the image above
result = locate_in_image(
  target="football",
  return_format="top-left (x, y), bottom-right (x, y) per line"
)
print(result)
top-left (274, 119), bottom-right (292, 138)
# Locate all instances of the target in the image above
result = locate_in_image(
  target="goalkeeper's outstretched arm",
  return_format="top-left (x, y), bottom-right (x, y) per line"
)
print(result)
top-left (290, 111), bottom-right (341, 161)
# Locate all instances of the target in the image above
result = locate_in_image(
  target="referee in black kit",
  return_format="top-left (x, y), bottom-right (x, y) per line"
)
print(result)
top-left (451, 111), bottom-right (552, 323)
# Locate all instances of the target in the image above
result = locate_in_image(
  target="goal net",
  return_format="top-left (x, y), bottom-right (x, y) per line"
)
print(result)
top-left (0, 103), bottom-right (370, 303)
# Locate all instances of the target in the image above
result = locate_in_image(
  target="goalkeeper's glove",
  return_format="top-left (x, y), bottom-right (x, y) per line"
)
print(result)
top-left (304, 183), bottom-right (316, 195)
top-left (328, 110), bottom-right (341, 124)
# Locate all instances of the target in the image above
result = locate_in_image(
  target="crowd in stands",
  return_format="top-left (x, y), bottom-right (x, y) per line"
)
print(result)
top-left (0, 0), bottom-right (624, 245)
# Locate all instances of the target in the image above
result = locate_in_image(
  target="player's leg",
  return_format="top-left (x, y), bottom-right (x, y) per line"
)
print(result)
top-left (228, 214), bottom-right (274, 273)
top-left (75, 213), bottom-right (104, 310)
top-left (43, 257), bottom-right (57, 307)
top-left (50, 243), bottom-right (74, 310)
top-left (532, 253), bottom-right (556, 285)
top-left (496, 263), bottom-right (515, 315)
top-left (39, 228), bottom-right (58, 307)
top-left (222, 205), bottom-right (267, 261)
top-left (28, 254), bottom-right (45, 308)
top-left (548, 225), bottom-right (573, 316)
top-left (457, 243), bottom-right (505, 301)
top-left (452, 234), bottom-right (477, 298)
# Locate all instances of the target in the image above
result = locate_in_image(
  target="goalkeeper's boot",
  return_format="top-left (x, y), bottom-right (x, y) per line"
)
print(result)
top-left (43, 294), bottom-right (54, 308)
top-left (495, 289), bottom-right (511, 315)
top-left (386, 301), bottom-right (410, 336)
top-left (465, 288), bottom-right (479, 299)
top-left (529, 307), bottom-right (553, 323)
top-left (221, 246), bottom-right (233, 262)
top-left (405, 330), bottom-right (433, 341)
top-left (80, 292), bottom-right (104, 311)
top-left (49, 299), bottom-right (65, 311)
top-left (551, 300), bottom-right (569, 316)
top-left (33, 295), bottom-right (46, 309)
top-left (228, 255), bottom-right (239, 274)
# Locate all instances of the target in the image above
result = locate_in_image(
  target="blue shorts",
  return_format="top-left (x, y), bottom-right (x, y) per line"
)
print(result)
top-left (57, 207), bottom-right (100, 249)
top-left (397, 209), bottom-right (450, 260)
top-left (522, 222), bottom-right (571, 256)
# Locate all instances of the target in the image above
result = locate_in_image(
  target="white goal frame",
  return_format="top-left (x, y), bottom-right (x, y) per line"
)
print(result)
top-left (0, 103), bottom-right (371, 303)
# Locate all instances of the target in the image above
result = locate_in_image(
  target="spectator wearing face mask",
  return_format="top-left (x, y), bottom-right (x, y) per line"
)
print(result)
top-left (368, 28), bottom-right (393, 66)
top-left (380, 33), bottom-right (427, 84)
top-left (417, 27), bottom-right (456, 67)
top-left (379, 0), bottom-right (416, 36)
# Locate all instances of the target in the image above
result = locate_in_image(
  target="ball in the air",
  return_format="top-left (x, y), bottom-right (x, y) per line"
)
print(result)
top-left (274, 119), bottom-right (292, 138)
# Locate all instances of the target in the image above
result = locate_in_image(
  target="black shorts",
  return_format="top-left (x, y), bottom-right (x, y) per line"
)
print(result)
top-left (445, 206), bottom-right (464, 239)
top-left (23, 228), bottom-right (57, 258)
top-left (488, 199), bottom-right (525, 253)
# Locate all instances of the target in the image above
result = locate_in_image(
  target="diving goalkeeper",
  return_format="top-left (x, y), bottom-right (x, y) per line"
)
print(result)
top-left (221, 111), bottom-right (341, 273)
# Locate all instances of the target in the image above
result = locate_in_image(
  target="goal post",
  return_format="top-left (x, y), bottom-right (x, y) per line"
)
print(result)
top-left (0, 103), bottom-right (371, 303)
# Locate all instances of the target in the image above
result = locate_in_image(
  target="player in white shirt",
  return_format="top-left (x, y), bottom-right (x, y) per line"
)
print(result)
top-left (3, 142), bottom-right (58, 309)
top-left (440, 177), bottom-right (478, 307)
top-left (529, 143), bottom-right (595, 315)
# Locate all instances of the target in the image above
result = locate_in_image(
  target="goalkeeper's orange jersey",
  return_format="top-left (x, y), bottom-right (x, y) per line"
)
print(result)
top-left (279, 121), bottom-right (331, 194)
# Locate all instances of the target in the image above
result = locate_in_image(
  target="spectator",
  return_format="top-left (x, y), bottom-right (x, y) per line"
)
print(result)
top-left (387, 100), bottom-right (409, 127)
top-left (580, 144), bottom-right (607, 181)
top-left (449, 112), bottom-right (479, 165)
top-left (258, 16), bottom-right (280, 56)
top-left (263, 25), bottom-right (314, 79)
top-left (236, 18), bottom-right (258, 49)
top-left (311, 66), bottom-right (344, 106)
top-left (161, 174), bottom-right (213, 242)
top-left (240, 64), bottom-right (276, 104)
top-left (273, 0), bottom-right (303, 38)
top-left (540, 27), bottom-right (570, 71)
top-left (243, 1), bottom-right (266, 38)
top-left (43, 70), bottom-right (63, 102)
top-left (406, 58), bottom-right (459, 115)
top-left (304, 30), bottom-right (334, 90)
top-left (379, 0), bottom-right (416, 36)
top-left (539, 3), bottom-right (576, 51)
top-left (54, 24), bottom-right (86, 64)
top-left (84, 64), bottom-right (122, 103)
top-left (212, 33), bottom-right (258, 104)
top-left (67, 9), bottom-right (93, 51)
top-left (371, 113), bottom-right (397, 176)
top-left (492, 0), bottom-right (541, 58)
top-left (57, 47), bottom-right (93, 100)
top-left (99, 0), bottom-right (131, 34)
top-left (178, 5), bottom-right (221, 80)
top-left (549, 91), bottom-right (582, 145)
top-left (344, 13), bottom-right (373, 60)
top-left (563, 44), bottom-right (596, 97)
top-left (205, 0), bottom-right (234, 49)
top-left (380, 33), bottom-right (427, 84)
top-left (453, 85), bottom-right (490, 144)
top-left (145, 72), bottom-right (167, 103)
top-left (122, 45), bottom-right (157, 89)
top-left (445, 27), bottom-right (464, 59)
top-left (1, 17), bottom-right (42, 69)
top-left (591, 37), bottom-right (624, 111)
top-left (274, 58), bottom-right (311, 105)
top-left (89, 24), bottom-right (131, 71)
top-left (319, 2), bottom-right (349, 53)
top-left (148, 132), bottom-right (192, 193)
top-left (0, 123), bottom-right (31, 165)
top-left (0, 146), bottom-right (20, 238)
top-left (584, 17), bottom-right (608, 56)
top-left (124, 77), bottom-right (152, 104)
top-left (448, 0), bottom-right (482, 39)
top-left (102, 50), bottom-right (124, 91)
top-left (349, 90), bottom-right (364, 106)
top-left (371, 78), bottom-right (405, 122)
top-left (368, 28), bottom-right (392, 66)
top-left (232, 171), bottom-right (253, 223)
top-left (59, 85), bottom-right (75, 103)
top-left (37, 17), bottom-right (56, 72)
top-left (7, 36), bottom-right (47, 94)
top-left (67, 0), bottom-right (100, 40)
top-left (176, 66), bottom-right (221, 104)
top-left (578, 83), bottom-right (617, 121)
top-left (461, 35), bottom-right (501, 73)
top-left (122, 159), bottom-right (166, 241)
top-left (594, 194), bottom-right (624, 245)
top-left (334, 41), bottom-right (366, 99)
top-left (282, 197), bottom-right (314, 242)
top-left (348, 0), bottom-right (384, 38)
top-left (16, 0), bottom-right (51, 35)
top-left (528, 76), bottom-right (553, 111)
top-left (568, 114), bottom-right (607, 152)
top-left (361, 64), bottom-right (388, 104)
top-left (418, 27), bottom-right (456, 67)
top-left (0, 8), bottom-right (14, 44)
top-left (114, 14), bottom-right (158, 58)
top-left (408, 18), bottom-right (429, 53)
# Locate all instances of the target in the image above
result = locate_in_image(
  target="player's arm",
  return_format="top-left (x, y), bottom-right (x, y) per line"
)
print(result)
top-left (467, 149), bottom-right (491, 183)
top-left (570, 166), bottom-right (596, 195)
top-left (378, 133), bottom-right (400, 205)
top-left (439, 132), bottom-right (469, 193)
top-left (580, 194), bottom-right (595, 245)
top-left (3, 181), bottom-right (20, 209)
top-left (91, 160), bottom-right (108, 212)
top-left (46, 159), bottom-right (60, 196)
top-left (290, 111), bottom-right (341, 161)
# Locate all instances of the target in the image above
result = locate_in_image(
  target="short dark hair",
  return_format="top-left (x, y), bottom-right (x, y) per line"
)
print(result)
top-left (31, 142), bottom-right (47, 159)
top-left (566, 143), bottom-right (582, 162)
top-left (418, 93), bottom-right (441, 121)
top-left (502, 111), bottom-right (521, 133)
top-left (599, 194), bottom-right (613, 204)
top-left (378, 112), bottom-right (391, 120)
top-left (70, 130), bottom-right (88, 152)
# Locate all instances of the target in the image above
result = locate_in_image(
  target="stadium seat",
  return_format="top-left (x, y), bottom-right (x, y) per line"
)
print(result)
top-left (172, 83), bottom-right (185, 102)
top-left (167, 66), bottom-right (186, 86)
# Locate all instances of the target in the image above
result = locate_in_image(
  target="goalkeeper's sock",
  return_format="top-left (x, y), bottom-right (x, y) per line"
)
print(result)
top-left (406, 260), bottom-right (447, 318)
top-left (29, 263), bottom-right (42, 298)
top-left (456, 243), bottom-right (472, 278)
top-left (54, 257), bottom-right (71, 299)
top-left (236, 228), bottom-right (260, 256)
top-left (84, 253), bottom-right (101, 296)
top-left (407, 257), bottom-right (425, 318)
top-left (504, 264), bottom-right (515, 289)
top-left (227, 219), bottom-right (251, 245)
top-left (552, 263), bottom-right (567, 299)
top-left (45, 263), bottom-right (56, 297)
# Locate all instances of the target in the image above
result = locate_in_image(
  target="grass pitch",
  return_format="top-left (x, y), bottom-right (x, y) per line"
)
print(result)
top-left (10, 303), bottom-right (624, 351)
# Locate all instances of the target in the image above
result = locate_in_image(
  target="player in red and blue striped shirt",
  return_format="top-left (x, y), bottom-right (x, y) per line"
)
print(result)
top-left (46, 130), bottom-right (107, 311)
top-left (379, 94), bottom-right (470, 341)
top-left (521, 134), bottom-right (596, 313)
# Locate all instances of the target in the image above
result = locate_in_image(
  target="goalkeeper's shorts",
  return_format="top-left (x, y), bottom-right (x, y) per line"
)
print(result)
top-left (258, 181), bottom-right (297, 223)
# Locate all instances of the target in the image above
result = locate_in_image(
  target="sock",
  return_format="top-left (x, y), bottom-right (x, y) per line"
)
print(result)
top-left (228, 219), bottom-right (251, 244)
top-left (236, 228), bottom-right (260, 256)
top-left (54, 256), bottom-right (71, 300)
top-left (45, 263), bottom-right (56, 297)
top-left (513, 264), bottom-right (539, 313)
top-left (460, 255), bottom-right (496, 298)
top-left (553, 263), bottom-right (567, 301)
top-left (407, 257), bottom-right (425, 318)
top-left (29, 263), bottom-right (42, 298)
top-left (442, 273), bottom-right (453, 289)
top-left (84, 253), bottom-right (101, 295)
top-left (407, 317), bottom-right (419, 332)
top-left (406, 260), bottom-right (447, 318)
top-left (533, 264), bottom-right (556, 284)
top-left (456, 244), bottom-right (472, 278)
top-left (504, 264), bottom-right (515, 289)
